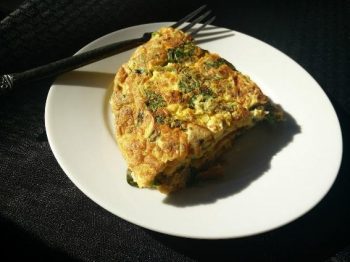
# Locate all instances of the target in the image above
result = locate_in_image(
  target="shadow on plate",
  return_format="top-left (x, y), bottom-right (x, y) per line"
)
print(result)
top-left (196, 33), bottom-right (235, 45)
top-left (195, 29), bottom-right (232, 38)
top-left (55, 71), bottom-right (115, 88)
top-left (163, 111), bottom-right (300, 207)
top-left (189, 27), bottom-right (235, 44)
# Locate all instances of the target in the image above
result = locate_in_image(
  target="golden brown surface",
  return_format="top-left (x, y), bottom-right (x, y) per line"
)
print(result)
top-left (110, 27), bottom-right (283, 193)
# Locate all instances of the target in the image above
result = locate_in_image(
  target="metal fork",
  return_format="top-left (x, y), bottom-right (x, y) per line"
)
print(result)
top-left (0, 5), bottom-right (215, 94)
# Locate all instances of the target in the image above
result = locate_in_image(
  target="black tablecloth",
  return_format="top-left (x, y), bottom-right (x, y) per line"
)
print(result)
top-left (1, 0), bottom-right (349, 261)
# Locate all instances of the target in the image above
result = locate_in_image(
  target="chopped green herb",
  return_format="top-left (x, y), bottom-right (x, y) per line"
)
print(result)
top-left (148, 129), bottom-right (160, 142)
top-left (200, 87), bottom-right (214, 98)
top-left (205, 58), bottom-right (225, 68)
top-left (151, 32), bottom-right (159, 37)
top-left (189, 88), bottom-right (214, 109)
top-left (221, 102), bottom-right (236, 111)
top-left (170, 119), bottom-right (182, 128)
top-left (135, 68), bottom-right (145, 74)
top-left (189, 95), bottom-right (197, 109)
top-left (167, 42), bottom-right (195, 63)
top-left (155, 115), bottom-right (166, 124)
top-left (137, 111), bottom-right (144, 124)
top-left (145, 90), bottom-right (166, 111)
top-left (126, 169), bottom-right (138, 187)
top-left (205, 58), bottom-right (236, 70)
top-left (178, 74), bottom-right (199, 93)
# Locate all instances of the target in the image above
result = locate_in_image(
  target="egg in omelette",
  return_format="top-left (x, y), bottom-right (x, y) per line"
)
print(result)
top-left (110, 27), bottom-right (283, 193)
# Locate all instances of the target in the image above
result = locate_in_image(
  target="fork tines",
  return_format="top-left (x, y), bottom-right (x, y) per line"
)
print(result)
top-left (171, 5), bottom-right (215, 36)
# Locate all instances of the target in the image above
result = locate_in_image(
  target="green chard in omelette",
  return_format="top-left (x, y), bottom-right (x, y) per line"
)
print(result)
top-left (110, 27), bottom-right (284, 194)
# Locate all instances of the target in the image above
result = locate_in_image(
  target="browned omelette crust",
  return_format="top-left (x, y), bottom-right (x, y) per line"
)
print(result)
top-left (110, 27), bottom-right (283, 193)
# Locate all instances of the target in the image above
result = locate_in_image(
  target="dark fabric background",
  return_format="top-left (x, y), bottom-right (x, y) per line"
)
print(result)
top-left (0, 0), bottom-right (349, 261)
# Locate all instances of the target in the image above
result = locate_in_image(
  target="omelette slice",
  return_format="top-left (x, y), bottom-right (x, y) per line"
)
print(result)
top-left (110, 27), bottom-right (283, 193)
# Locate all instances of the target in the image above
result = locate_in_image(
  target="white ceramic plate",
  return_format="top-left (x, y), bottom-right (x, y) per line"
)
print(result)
top-left (45, 23), bottom-right (342, 239)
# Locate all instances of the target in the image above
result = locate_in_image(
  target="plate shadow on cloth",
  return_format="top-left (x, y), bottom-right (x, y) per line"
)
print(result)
top-left (163, 111), bottom-right (300, 207)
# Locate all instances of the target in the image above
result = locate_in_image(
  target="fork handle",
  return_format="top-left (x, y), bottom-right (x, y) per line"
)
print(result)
top-left (0, 34), bottom-right (150, 94)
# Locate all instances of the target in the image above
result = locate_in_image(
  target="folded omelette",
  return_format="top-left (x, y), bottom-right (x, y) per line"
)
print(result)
top-left (110, 27), bottom-right (283, 193)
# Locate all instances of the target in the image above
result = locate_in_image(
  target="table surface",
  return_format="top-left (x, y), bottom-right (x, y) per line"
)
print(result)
top-left (1, 0), bottom-right (349, 261)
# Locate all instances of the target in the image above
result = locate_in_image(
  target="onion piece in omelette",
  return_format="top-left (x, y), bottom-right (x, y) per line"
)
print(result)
top-left (110, 27), bottom-right (283, 194)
